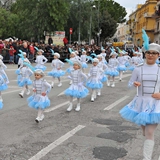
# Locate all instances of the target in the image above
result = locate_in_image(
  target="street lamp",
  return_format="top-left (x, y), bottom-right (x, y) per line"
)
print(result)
top-left (89, 5), bottom-right (96, 45)
top-left (78, 0), bottom-right (81, 45)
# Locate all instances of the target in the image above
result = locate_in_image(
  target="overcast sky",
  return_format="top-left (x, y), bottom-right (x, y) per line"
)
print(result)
top-left (114, 0), bottom-right (146, 19)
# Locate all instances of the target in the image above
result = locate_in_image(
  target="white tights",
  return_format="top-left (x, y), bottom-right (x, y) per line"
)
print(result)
top-left (141, 124), bottom-right (158, 140)
top-left (52, 77), bottom-right (61, 83)
top-left (69, 96), bottom-right (80, 104)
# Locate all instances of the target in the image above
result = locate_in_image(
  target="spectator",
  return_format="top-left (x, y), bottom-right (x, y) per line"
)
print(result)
top-left (63, 36), bottom-right (68, 46)
top-left (48, 36), bottom-right (53, 45)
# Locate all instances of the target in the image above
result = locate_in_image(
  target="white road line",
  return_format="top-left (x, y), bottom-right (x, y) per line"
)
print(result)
top-left (44, 99), bottom-right (76, 113)
top-left (28, 125), bottom-right (85, 160)
top-left (58, 91), bottom-right (65, 96)
top-left (104, 95), bottom-right (129, 111)
top-left (3, 89), bottom-right (21, 95)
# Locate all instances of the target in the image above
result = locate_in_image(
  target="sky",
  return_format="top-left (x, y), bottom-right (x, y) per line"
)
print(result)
top-left (114, 0), bottom-right (146, 19)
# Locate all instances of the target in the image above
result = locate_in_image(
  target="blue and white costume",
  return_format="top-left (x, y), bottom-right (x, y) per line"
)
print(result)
top-left (117, 56), bottom-right (127, 71)
top-left (128, 54), bottom-right (139, 71)
top-left (80, 55), bottom-right (88, 68)
top-left (97, 60), bottom-right (108, 82)
top-left (17, 66), bottom-right (33, 87)
top-left (35, 55), bottom-right (48, 71)
top-left (105, 57), bottom-right (119, 76)
top-left (120, 63), bottom-right (160, 125)
top-left (65, 69), bottom-right (88, 98)
top-left (86, 65), bottom-right (103, 89)
top-left (100, 52), bottom-right (107, 64)
top-left (28, 78), bottom-right (51, 110)
top-left (48, 59), bottom-right (65, 78)
top-left (0, 59), bottom-right (9, 84)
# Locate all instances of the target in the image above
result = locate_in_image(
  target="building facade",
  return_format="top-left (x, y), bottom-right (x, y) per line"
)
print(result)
top-left (128, 0), bottom-right (157, 46)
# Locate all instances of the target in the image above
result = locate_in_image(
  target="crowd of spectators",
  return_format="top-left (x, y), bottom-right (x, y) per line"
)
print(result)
top-left (0, 38), bottom-right (141, 64)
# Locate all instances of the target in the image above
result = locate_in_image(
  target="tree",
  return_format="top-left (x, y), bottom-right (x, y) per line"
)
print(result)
top-left (11, 0), bottom-right (70, 40)
top-left (99, 0), bottom-right (127, 23)
top-left (0, 7), bottom-right (18, 39)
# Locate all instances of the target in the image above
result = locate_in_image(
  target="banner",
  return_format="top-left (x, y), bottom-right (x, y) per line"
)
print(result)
top-left (45, 31), bottom-right (65, 45)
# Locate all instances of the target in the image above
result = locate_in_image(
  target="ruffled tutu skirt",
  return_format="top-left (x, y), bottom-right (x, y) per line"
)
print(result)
top-left (101, 75), bottom-right (107, 82)
top-left (65, 83), bottom-right (89, 98)
top-left (35, 65), bottom-right (47, 71)
top-left (105, 69), bottom-right (119, 76)
top-left (0, 84), bottom-right (8, 91)
top-left (28, 94), bottom-right (50, 109)
top-left (127, 66), bottom-right (135, 71)
top-left (15, 69), bottom-right (20, 75)
top-left (0, 101), bottom-right (3, 109)
top-left (66, 67), bottom-right (73, 74)
top-left (125, 62), bottom-right (130, 67)
top-left (86, 79), bottom-right (103, 89)
top-left (48, 70), bottom-right (65, 78)
top-left (82, 63), bottom-right (88, 68)
top-left (18, 78), bottom-right (32, 87)
top-left (119, 96), bottom-right (160, 126)
top-left (117, 65), bottom-right (127, 71)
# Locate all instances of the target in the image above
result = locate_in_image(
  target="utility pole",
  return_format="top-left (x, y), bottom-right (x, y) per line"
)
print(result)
top-left (78, 0), bottom-right (81, 45)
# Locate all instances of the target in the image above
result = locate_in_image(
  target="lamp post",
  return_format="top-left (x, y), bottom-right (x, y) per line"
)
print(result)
top-left (78, 0), bottom-right (81, 45)
top-left (89, 5), bottom-right (96, 45)
top-left (97, 0), bottom-right (100, 46)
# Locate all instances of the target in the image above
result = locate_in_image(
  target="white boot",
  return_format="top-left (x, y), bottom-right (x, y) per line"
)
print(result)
top-left (39, 114), bottom-right (44, 121)
top-left (0, 96), bottom-right (3, 102)
top-left (58, 82), bottom-right (62, 87)
top-left (111, 82), bottom-right (115, 87)
top-left (51, 82), bottom-right (54, 88)
top-left (97, 90), bottom-right (101, 96)
top-left (26, 89), bottom-right (30, 95)
top-left (91, 95), bottom-right (94, 102)
top-left (19, 90), bottom-right (25, 98)
top-left (143, 139), bottom-right (154, 160)
top-left (69, 80), bottom-right (72, 85)
top-left (67, 102), bottom-right (73, 112)
top-left (75, 103), bottom-right (80, 111)
top-left (107, 81), bottom-right (110, 86)
top-left (94, 93), bottom-right (97, 99)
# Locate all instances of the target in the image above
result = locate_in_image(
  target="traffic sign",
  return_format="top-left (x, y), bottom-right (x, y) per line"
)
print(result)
top-left (70, 28), bottom-right (73, 34)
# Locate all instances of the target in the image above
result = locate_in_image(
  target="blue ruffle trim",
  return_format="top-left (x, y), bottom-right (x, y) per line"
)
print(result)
top-left (18, 79), bottom-right (32, 87)
top-left (82, 63), bottom-right (88, 68)
top-left (86, 82), bottom-right (103, 89)
top-left (125, 62), bottom-right (130, 67)
top-left (15, 69), bottom-right (20, 75)
top-left (48, 71), bottom-right (65, 77)
top-left (120, 106), bottom-right (160, 126)
top-left (0, 101), bottom-right (3, 109)
top-left (65, 88), bottom-right (89, 98)
top-left (27, 96), bottom-right (50, 109)
top-left (127, 66), bottom-right (135, 71)
top-left (66, 68), bottom-right (71, 73)
top-left (0, 84), bottom-right (8, 91)
top-left (117, 66), bottom-right (127, 71)
top-left (35, 66), bottom-right (47, 71)
top-left (101, 76), bottom-right (107, 82)
top-left (105, 70), bottom-right (119, 76)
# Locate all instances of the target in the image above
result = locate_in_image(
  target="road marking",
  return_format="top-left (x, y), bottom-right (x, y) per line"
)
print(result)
top-left (44, 99), bottom-right (76, 113)
top-left (28, 125), bottom-right (85, 160)
top-left (3, 89), bottom-right (21, 95)
top-left (104, 95), bottom-right (129, 111)
top-left (58, 91), bottom-right (65, 96)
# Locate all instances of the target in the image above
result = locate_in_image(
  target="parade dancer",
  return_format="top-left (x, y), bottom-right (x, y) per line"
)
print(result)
top-left (48, 53), bottom-right (65, 88)
top-left (105, 51), bottom-right (119, 87)
top-left (97, 54), bottom-right (107, 95)
top-left (117, 51), bottom-right (127, 81)
top-left (100, 49), bottom-right (107, 64)
top-left (86, 58), bottom-right (103, 102)
top-left (120, 34), bottom-right (160, 159)
top-left (66, 52), bottom-right (80, 85)
top-left (35, 49), bottom-right (48, 71)
top-left (18, 60), bottom-right (33, 98)
top-left (80, 50), bottom-right (89, 72)
top-left (0, 55), bottom-right (9, 84)
top-left (65, 61), bottom-right (88, 112)
top-left (28, 69), bottom-right (51, 123)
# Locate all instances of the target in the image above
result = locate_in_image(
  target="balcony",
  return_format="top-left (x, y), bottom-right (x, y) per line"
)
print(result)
top-left (144, 13), bottom-right (152, 18)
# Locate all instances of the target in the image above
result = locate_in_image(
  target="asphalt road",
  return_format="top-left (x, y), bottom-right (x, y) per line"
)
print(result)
top-left (0, 62), bottom-right (160, 160)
